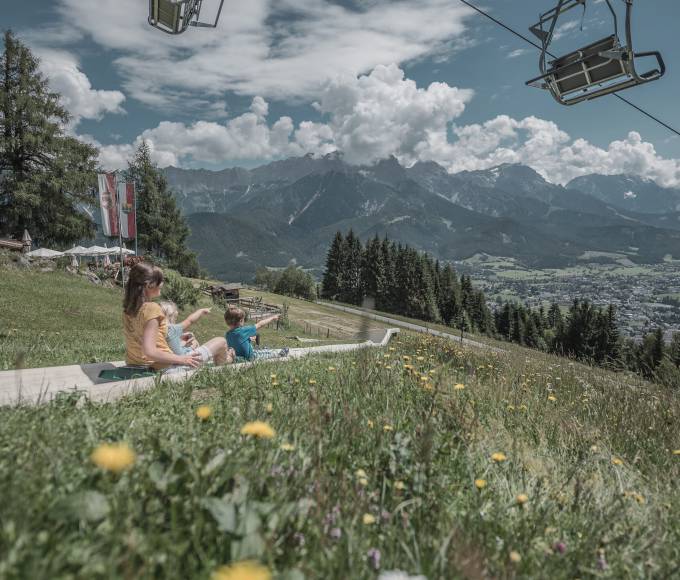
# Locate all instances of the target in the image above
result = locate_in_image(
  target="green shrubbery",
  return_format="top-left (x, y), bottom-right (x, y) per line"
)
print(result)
top-left (161, 269), bottom-right (200, 310)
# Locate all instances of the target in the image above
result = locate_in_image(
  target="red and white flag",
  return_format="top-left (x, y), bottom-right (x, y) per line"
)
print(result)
top-left (117, 180), bottom-right (137, 240)
top-left (97, 172), bottom-right (119, 237)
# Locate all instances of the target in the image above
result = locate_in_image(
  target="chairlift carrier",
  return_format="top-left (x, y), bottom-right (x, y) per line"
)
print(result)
top-left (526, 0), bottom-right (664, 105)
top-left (148, 0), bottom-right (224, 34)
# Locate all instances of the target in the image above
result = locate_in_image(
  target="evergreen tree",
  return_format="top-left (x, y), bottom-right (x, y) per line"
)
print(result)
top-left (669, 332), bottom-right (680, 367)
top-left (0, 31), bottom-right (98, 245)
top-left (321, 231), bottom-right (344, 300)
top-left (338, 229), bottom-right (363, 305)
top-left (438, 264), bottom-right (460, 325)
top-left (126, 142), bottom-right (199, 276)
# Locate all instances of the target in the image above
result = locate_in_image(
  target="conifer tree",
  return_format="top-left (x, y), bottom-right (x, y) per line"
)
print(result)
top-left (339, 229), bottom-right (363, 305)
top-left (669, 332), bottom-right (680, 367)
top-left (321, 231), bottom-right (344, 299)
top-left (126, 142), bottom-right (200, 276)
top-left (0, 31), bottom-right (98, 245)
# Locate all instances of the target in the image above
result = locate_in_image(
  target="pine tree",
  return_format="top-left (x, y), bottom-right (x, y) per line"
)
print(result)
top-left (321, 231), bottom-right (344, 300)
top-left (669, 332), bottom-right (680, 367)
top-left (339, 229), bottom-right (363, 305)
top-left (125, 142), bottom-right (199, 276)
top-left (0, 31), bottom-right (98, 245)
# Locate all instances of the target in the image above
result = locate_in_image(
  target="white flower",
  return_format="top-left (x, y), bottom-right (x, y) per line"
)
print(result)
top-left (378, 572), bottom-right (427, 580)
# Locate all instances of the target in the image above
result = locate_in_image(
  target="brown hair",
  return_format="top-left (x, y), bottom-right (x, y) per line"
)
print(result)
top-left (123, 262), bottom-right (164, 316)
top-left (224, 306), bottom-right (246, 326)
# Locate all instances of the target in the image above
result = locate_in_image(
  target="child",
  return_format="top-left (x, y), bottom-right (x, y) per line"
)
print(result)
top-left (224, 306), bottom-right (289, 361)
top-left (159, 301), bottom-right (217, 363)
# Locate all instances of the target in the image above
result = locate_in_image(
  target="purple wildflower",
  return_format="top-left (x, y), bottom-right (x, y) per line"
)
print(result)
top-left (553, 541), bottom-right (567, 555)
top-left (367, 548), bottom-right (381, 570)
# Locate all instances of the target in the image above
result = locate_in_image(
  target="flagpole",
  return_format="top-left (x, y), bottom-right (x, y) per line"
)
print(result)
top-left (116, 171), bottom-right (125, 293)
top-left (133, 180), bottom-right (138, 256)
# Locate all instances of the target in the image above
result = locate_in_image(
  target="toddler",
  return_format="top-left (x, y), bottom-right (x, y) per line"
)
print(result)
top-left (224, 306), bottom-right (289, 361)
top-left (159, 301), bottom-right (215, 363)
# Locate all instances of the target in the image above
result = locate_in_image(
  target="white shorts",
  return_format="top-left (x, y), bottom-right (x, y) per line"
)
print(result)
top-left (162, 345), bottom-right (213, 375)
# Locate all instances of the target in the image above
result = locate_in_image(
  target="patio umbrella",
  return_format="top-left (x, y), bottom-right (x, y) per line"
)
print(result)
top-left (108, 246), bottom-right (135, 255)
top-left (26, 248), bottom-right (64, 259)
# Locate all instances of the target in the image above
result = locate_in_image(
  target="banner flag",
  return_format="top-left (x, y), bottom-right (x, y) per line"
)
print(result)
top-left (117, 180), bottom-right (137, 240)
top-left (97, 173), bottom-right (119, 237)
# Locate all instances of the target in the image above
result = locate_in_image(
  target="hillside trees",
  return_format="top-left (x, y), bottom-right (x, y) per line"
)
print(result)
top-left (0, 31), bottom-right (98, 245)
top-left (320, 230), bottom-right (491, 331)
top-left (125, 142), bottom-right (200, 277)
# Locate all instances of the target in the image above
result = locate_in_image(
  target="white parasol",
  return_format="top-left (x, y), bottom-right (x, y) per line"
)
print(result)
top-left (26, 248), bottom-right (64, 259)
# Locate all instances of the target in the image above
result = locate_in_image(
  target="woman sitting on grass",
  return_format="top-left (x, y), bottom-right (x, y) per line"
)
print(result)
top-left (123, 262), bottom-right (232, 371)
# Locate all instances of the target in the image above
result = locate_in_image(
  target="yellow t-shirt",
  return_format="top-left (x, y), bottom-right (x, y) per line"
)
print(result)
top-left (123, 302), bottom-right (173, 369)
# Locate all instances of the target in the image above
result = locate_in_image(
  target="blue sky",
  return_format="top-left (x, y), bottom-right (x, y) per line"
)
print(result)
top-left (5, 0), bottom-right (680, 186)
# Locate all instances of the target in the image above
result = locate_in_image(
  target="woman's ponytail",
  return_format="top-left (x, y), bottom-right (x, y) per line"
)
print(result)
top-left (123, 262), bottom-right (164, 316)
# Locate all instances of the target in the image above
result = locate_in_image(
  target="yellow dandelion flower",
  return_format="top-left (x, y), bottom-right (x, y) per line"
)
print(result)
top-left (403, 364), bottom-right (413, 370)
top-left (294, 378), bottom-right (300, 384)
top-left (270, 374), bottom-right (277, 380)
top-left (491, 452), bottom-right (508, 463)
top-left (428, 369), bottom-right (436, 375)
top-left (362, 513), bottom-right (376, 525)
top-left (91, 442), bottom-right (136, 473)
top-left (358, 477), bottom-right (369, 487)
top-left (328, 366), bottom-right (337, 372)
top-left (612, 457), bottom-right (623, 466)
top-left (403, 355), bottom-right (411, 361)
top-left (383, 424), bottom-right (394, 432)
top-left (672, 450), bottom-right (680, 455)
top-left (384, 365), bottom-right (392, 370)
top-left (383, 354), bottom-right (390, 359)
top-left (355, 468), bottom-right (368, 478)
top-left (196, 405), bottom-right (212, 420)
top-left (211, 560), bottom-right (271, 580)
top-left (454, 383), bottom-right (465, 390)
top-left (265, 403), bottom-right (273, 414)
top-left (509, 551), bottom-right (522, 564)
top-left (474, 478), bottom-right (487, 490)
top-left (516, 494), bottom-right (529, 505)
top-left (519, 404), bottom-right (528, 411)
top-left (416, 356), bottom-right (425, 361)
top-left (547, 395), bottom-right (557, 402)
top-left (394, 481), bottom-right (406, 491)
top-left (590, 445), bottom-right (598, 452)
top-left (308, 379), bottom-right (317, 385)
top-left (271, 381), bottom-right (280, 387)
top-left (389, 347), bottom-right (396, 351)
top-left (367, 419), bottom-right (374, 428)
top-left (507, 404), bottom-right (515, 411)
top-left (240, 421), bottom-right (276, 439)
top-left (280, 442), bottom-right (295, 452)
top-left (420, 375), bottom-right (429, 382)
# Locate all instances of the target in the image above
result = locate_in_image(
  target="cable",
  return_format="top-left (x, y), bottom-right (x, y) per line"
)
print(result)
top-left (457, 0), bottom-right (680, 139)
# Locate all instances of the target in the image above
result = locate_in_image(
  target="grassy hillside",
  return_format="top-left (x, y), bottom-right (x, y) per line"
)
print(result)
top-left (0, 270), bottom-right (380, 370)
top-left (2, 269), bottom-right (680, 578)
top-left (2, 333), bottom-right (680, 578)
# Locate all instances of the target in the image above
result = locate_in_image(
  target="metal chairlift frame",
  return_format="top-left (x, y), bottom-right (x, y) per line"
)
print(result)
top-left (526, 0), bottom-right (665, 105)
top-left (148, 0), bottom-right (225, 35)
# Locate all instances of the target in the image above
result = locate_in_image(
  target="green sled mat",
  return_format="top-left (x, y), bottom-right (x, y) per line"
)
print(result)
top-left (98, 367), bottom-right (157, 381)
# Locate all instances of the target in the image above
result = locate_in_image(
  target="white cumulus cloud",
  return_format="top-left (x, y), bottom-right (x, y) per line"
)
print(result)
top-left (35, 49), bottom-right (126, 128)
top-left (89, 64), bottom-right (680, 189)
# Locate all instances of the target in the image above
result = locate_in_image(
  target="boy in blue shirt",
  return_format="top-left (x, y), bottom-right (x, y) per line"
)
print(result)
top-left (224, 306), bottom-right (289, 361)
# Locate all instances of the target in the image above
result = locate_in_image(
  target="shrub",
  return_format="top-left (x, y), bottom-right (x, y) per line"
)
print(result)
top-left (162, 270), bottom-right (199, 310)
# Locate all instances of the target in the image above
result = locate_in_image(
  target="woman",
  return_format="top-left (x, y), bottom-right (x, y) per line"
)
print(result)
top-left (123, 262), bottom-right (231, 370)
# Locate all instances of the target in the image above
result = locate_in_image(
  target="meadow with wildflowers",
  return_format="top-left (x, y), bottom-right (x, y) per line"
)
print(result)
top-left (1, 333), bottom-right (680, 579)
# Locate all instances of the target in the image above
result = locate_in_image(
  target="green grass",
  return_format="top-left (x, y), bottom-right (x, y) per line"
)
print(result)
top-left (1, 334), bottom-right (679, 578)
top-left (0, 271), bottom-right (361, 370)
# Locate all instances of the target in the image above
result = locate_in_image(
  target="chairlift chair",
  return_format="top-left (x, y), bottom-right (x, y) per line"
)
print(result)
top-left (526, 0), bottom-right (665, 105)
top-left (148, 0), bottom-right (224, 34)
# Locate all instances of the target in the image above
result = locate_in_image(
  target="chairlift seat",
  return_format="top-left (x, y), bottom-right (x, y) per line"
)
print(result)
top-left (547, 35), bottom-right (626, 95)
top-left (525, 0), bottom-right (665, 105)
top-left (148, 0), bottom-right (224, 35)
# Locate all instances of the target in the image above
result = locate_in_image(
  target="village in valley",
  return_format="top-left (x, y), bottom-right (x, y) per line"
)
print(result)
top-left (459, 255), bottom-right (680, 341)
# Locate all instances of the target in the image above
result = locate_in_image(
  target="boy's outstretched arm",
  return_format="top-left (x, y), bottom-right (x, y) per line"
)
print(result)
top-left (255, 313), bottom-right (280, 330)
top-left (181, 308), bottom-right (211, 330)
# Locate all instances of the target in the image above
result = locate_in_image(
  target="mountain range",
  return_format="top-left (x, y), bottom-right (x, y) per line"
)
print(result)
top-left (161, 154), bottom-right (680, 280)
